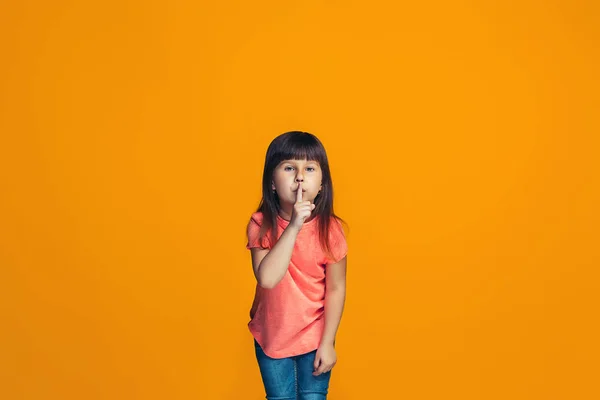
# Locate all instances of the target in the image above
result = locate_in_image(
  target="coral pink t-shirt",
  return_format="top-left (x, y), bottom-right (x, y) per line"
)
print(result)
top-left (246, 211), bottom-right (348, 359)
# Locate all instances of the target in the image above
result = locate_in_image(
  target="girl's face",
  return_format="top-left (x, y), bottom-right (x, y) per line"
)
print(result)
top-left (272, 159), bottom-right (323, 205)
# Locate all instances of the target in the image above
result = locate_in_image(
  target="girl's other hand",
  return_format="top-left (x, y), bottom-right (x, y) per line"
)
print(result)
top-left (290, 182), bottom-right (315, 230)
top-left (313, 343), bottom-right (336, 376)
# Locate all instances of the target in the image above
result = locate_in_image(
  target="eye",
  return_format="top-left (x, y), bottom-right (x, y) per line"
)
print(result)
top-left (306, 167), bottom-right (315, 172)
top-left (284, 166), bottom-right (294, 171)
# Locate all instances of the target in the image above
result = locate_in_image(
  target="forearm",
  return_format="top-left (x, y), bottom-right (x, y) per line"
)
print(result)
top-left (257, 225), bottom-right (300, 289)
top-left (320, 287), bottom-right (346, 346)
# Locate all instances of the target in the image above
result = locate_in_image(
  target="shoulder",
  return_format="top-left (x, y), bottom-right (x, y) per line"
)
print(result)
top-left (249, 211), bottom-right (265, 225)
top-left (246, 212), bottom-right (272, 249)
top-left (326, 216), bottom-right (347, 241)
top-left (328, 216), bottom-right (344, 232)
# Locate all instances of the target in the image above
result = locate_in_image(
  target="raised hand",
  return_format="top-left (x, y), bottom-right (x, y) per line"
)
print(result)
top-left (290, 181), bottom-right (316, 229)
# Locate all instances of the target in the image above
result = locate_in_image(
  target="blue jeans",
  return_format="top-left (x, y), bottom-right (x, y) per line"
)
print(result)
top-left (254, 339), bottom-right (331, 399)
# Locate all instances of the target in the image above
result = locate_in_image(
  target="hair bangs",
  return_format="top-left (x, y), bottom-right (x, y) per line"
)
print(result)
top-left (273, 133), bottom-right (327, 166)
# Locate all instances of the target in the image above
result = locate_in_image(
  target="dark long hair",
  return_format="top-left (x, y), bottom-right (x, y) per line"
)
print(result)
top-left (254, 131), bottom-right (346, 262)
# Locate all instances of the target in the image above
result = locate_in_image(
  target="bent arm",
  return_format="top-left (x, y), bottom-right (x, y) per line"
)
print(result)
top-left (251, 224), bottom-right (300, 289)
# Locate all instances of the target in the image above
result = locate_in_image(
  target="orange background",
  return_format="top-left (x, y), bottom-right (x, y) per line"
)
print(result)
top-left (1, 1), bottom-right (599, 399)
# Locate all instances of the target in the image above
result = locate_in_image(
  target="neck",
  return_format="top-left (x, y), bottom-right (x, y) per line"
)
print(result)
top-left (277, 205), bottom-right (293, 221)
top-left (277, 206), bottom-right (316, 223)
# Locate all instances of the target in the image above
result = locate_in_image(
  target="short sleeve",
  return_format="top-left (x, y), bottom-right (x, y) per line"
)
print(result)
top-left (246, 214), bottom-right (272, 250)
top-left (326, 219), bottom-right (348, 264)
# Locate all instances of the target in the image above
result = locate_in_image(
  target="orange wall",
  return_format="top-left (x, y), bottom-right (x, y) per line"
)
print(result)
top-left (1, 1), bottom-right (598, 399)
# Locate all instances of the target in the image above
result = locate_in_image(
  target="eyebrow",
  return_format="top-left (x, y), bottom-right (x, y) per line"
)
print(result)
top-left (282, 160), bottom-right (319, 165)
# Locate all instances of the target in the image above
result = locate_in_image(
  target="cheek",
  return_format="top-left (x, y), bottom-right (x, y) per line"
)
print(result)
top-left (276, 173), bottom-right (288, 182)
top-left (273, 173), bottom-right (290, 186)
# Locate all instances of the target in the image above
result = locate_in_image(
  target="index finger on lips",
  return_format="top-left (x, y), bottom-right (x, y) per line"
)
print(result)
top-left (296, 181), bottom-right (302, 203)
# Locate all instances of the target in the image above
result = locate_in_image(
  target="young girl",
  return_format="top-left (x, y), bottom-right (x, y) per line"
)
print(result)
top-left (246, 131), bottom-right (348, 400)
